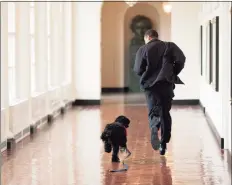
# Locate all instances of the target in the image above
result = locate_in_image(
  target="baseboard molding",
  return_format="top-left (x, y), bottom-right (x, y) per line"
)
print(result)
top-left (226, 150), bottom-right (231, 171)
top-left (199, 101), bottom-right (206, 113)
top-left (205, 111), bottom-right (224, 149)
top-left (199, 101), bottom-right (224, 149)
top-left (101, 87), bottom-right (129, 94)
top-left (72, 99), bottom-right (101, 106)
top-left (172, 99), bottom-right (199, 105)
top-left (3, 101), bottom-right (74, 151)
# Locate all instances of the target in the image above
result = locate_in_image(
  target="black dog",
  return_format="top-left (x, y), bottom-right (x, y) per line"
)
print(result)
top-left (100, 115), bottom-right (130, 162)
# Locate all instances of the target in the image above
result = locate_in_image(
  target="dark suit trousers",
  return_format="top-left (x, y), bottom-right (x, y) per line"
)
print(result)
top-left (144, 82), bottom-right (174, 145)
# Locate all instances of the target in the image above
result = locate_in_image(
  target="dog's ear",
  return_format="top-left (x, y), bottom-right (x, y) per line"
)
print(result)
top-left (115, 116), bottom-right (130, 126)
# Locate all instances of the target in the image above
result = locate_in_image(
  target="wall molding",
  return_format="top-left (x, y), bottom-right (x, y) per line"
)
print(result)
top-left (199, 101), bottom-right (224, 149)
top-left (226, 149), bottom-right (231, 172)
top-left (199, 101), bottom-right (206, 113)
top-left (3, 101), bottom-right (73, 151)
top-left (172, 99), bottom-right (199, 105)
top-left (72, 99), bottom-right (101, 106)
top-left (101, 87), bottom-right (129, 94)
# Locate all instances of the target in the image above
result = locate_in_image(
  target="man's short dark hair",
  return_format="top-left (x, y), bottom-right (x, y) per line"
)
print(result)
top-left (115, 115), bottom-right (130, 126)
top-left (144, 29), bottom-right (159, 38)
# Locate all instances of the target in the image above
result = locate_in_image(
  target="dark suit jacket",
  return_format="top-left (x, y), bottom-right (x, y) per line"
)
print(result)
top-left (133, 39), bottom-right (186, 90)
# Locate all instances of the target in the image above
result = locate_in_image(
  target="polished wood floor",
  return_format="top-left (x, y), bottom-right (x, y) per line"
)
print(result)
top-left (1, 103), bottom-right (231, 185)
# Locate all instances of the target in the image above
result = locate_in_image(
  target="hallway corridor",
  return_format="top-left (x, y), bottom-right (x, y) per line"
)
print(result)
top-left (1, 104), bottom-right (231, 185)
top-left (1, 1), bottom-right (231, 185)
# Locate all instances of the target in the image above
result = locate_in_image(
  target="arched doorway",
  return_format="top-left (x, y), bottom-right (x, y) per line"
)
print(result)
top-left (101, 2), bottom-right (170, 95)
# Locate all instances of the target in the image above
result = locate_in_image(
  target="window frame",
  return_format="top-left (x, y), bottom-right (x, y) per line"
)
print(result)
top-left (7, 2), bottom-right (17, 102)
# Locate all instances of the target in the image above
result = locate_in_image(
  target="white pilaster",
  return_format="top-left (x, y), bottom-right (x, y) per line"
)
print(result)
top-left (72, 2), bottom-right (102, 100)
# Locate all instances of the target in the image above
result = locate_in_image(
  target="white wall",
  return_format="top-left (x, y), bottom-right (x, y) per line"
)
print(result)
top-left (199, 2), bottom-right (231, 152)
top-left (170, 2), bottom-right (231, 153)
top-left (170, 2), bottom-right (201, 100)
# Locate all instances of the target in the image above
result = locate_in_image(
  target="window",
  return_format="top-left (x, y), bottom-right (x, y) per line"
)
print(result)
top-left (30, 2), bottom-right (35, 35)
top-left (48, 37), bottom-right (51, 86)
top-left (8, 2), bottom-right (15, 33)
top-left (8, 35), bottom-right (16, 102)
top-left (47, 2), bottom-right (50, 36)
top-left (30, 2), bottom-right (36, 92)
top-left (8, 2), bottom-right (16, 102)
top-left (63, 2), bottom-right (72, 83)
top-left (59, 3), bottom-right (65, 83)
top-left (47, 2), bottom-right (51, 87)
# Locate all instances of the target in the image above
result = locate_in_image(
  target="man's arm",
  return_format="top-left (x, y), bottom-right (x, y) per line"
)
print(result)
top-left (167, 42), bottom-right (186, 75)
top-left (133, 46), bottom-right (147, 76)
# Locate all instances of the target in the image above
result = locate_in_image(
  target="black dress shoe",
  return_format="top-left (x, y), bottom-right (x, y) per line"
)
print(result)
top-left (112, 156), bottom-right (120, 163)
top-left (159, 143), bottom-right (167, 156)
